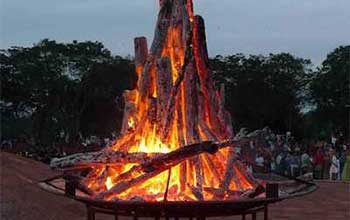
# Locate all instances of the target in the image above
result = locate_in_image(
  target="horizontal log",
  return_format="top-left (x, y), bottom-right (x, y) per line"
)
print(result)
top-left (94, 128), bottom-right (270, 199)
top-left (96, 168), bottom-right (166, 200)
top-left (95, 141), bottom-right (216, 199)
top-left (50, 151), bottom-right (162, 170)
top-left (111, 128), bottom-right (269, 171)
top-left (215, 128), bottom-right (271, 149)
top-left (60, 127), bottom-right (270, 199)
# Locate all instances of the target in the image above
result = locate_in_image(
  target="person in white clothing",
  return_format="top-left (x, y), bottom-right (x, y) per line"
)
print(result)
top-left (256, 155), bottom-right (264, 167)
top-left (329, 149), bottom-right (338, 180)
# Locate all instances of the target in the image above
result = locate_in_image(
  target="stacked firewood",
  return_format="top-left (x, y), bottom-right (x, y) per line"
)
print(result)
top-left (51, 0), bottom-right (270, 201)
top-left (51, 128), bottom-right (271, 200)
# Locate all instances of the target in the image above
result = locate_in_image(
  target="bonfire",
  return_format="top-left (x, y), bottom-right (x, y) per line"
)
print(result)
top-left (51, 0), bottom-right (270, 202)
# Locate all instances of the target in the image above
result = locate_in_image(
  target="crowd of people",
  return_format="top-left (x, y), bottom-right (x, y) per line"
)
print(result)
top-left (0, 135), bottom-right (112, 163)
top-left (2, 130), bottom-right (350, 181)
top-left (238, 131), bottom-right (350, 181)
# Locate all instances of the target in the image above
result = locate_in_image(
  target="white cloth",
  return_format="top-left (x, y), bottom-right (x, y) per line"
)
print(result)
top-left (331, 137), bottom-right (337, 145)
top-left (276, 154), bottom-right (283, 165)
top-left (234, 146), bottom-right (241, 154)
top-left (270, 161), bottom-right (276, 171)
top-left (329, 155), bottom-right (338, 174)
top-left (256, 156), bottom-right (264, 166)
top-left (290, 164), bottom-right (299, 176)
top-left (301, 153), bottom-right (310, 168)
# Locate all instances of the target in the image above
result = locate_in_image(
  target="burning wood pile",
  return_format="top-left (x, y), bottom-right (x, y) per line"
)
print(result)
top-left (51, 0), bottom-right (271, 202)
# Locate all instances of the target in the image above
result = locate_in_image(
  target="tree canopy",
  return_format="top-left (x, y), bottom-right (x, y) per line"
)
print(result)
top-left (210, 53), bottom-right (313, 138)
top-left (307, 46), bottom-right (350, 139)
top-left (1, 40), bottom-right (348, 147)
top-left (1, 39), bottom-right (135, 145)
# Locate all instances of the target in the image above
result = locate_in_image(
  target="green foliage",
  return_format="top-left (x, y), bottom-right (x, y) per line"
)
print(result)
top-left (309, 45), bottom-right (350, 139)
top-left (1, 39), bottom-right (135, 145)
top-left (75, 58), bottom-right (136, 138)
top-left (211, 53), bottom-right (313, 138)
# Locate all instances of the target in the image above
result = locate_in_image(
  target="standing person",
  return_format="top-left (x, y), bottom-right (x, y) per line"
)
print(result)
top-left (338, 149), bottom-right (345, 180)
top-left (301, 150), bottom-right (311, 175)
top-left (289, 151), bottom-right (300, 177)
top-left (261, 147), bottom-right (272, 172)
top-left (249, 141), bottom-right (257, 164)
top-left (313, 148), bottom-right (324, 180)
top-left (270, 156), bottom-right (276, 172)
top-left (323, 148), bottom-right (330, 179)
top-left (254, 149), bottom-right (265, 173)
top-left (285, 151), bottom-right (293, 176)
top-left (331, 132), bottom-right (337, 147)
top-left (329, 149), bottom-right (339, 180)
top-left (342, 149), bottom-right (350, 181)
top-left (276, 152), bottom-right (284, 174)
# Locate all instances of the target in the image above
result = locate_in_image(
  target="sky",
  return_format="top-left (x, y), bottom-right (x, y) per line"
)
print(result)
top-left (1, 0), bottom-right (349, 65)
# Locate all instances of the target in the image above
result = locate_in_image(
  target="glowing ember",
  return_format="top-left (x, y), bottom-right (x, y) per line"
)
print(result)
top-left (127, 118), bottom-right (135, 129)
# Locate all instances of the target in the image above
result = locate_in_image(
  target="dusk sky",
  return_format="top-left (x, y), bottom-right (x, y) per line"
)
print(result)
top-left (1, 0), bottom-right (349, 65)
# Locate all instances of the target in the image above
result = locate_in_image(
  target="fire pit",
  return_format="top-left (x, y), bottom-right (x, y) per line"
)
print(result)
top-left (41, 0), bottom-right (317, 219)
top-left (41, 174), bottom-right (316, 220)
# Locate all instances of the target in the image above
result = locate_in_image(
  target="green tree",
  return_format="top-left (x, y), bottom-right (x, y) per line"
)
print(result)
top-left (211, 53), bottom-right (313, 138)
top-left (73, 58), bottom-right (136, 140)
top-left (0, 39), bottom-right (128, 145)
top-left (309, 45), bottom-right (350, 139)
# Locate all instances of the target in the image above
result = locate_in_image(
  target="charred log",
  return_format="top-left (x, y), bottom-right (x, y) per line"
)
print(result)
top-left (50, 151), bottom-right (162, 170)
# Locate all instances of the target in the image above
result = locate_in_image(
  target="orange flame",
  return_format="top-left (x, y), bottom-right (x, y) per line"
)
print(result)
top-left (81, 0), bottom-right (256, 202)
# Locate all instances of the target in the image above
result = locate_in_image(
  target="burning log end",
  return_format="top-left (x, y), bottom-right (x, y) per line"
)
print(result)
top-left (189, 185), bottom-right (204, 201)
top-left (241, 184), bottom-right (265, 199)
top-left (159, 0), bottom-right (173, 13)
top-left (50, 152), bottom-right (101, 169)
top-left (247, 127), bottom-right (272, 139)
top-left (203, 187), bottom-right (243, 200)
top-left (50, 151), bottom-right (162, 170)
top-left (134, 37), bottom-right (148, 67)
top-left (236, 128), bottom-right (249, 137)
top-left (63, 174), bottom-right (95, 196)
top-left (194, 15), bottom-right (205, 30)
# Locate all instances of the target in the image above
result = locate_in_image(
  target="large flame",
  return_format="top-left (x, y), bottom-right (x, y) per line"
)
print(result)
top-left (82, 0), bottom-right (255, 202)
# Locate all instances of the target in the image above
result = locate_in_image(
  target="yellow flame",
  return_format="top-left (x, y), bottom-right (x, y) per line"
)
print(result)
top-left (129, 125), bottom-right (171, 154)
top-left (97, 3), bottom-right (255, 201)
top-left (105, 177), bottom-right (113, 190)
top-left (128, 117), bottom-right (135, 128)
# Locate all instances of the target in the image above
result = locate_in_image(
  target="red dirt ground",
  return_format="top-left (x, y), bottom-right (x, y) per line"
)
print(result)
top-left (1, 152), bottom-right (349, 220)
